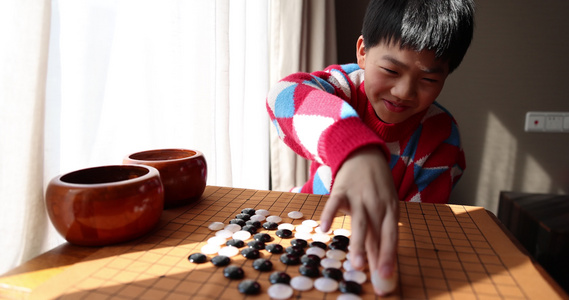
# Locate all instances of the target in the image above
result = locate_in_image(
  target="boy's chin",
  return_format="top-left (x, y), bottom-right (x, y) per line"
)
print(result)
top-left (376, 113), bottom-right (412, 124)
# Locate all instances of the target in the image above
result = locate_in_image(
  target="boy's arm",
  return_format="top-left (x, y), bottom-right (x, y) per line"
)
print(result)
top-left (267, 65), bottom-right (399, 295)
top-left (266, 65), bottom-right (390, 178)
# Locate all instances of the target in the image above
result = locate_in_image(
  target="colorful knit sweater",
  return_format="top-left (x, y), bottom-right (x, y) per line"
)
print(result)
top-left (266, 64), bottom-right (465, 203)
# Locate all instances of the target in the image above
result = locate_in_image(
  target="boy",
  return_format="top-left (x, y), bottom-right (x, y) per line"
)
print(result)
top-left (266, 0), bottom-right (474, 295)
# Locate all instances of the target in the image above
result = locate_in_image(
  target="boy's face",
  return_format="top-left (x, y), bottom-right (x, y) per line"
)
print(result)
top-left (356, 36), bottom-right (450, 124)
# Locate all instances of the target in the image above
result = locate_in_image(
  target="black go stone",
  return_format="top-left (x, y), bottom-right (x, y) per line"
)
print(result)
top-left (241, 247), bottom-right (260, 259)
top-left (280, 253), bottom-right (301, 265)
top-left (329, 241), bottom-right (349, 251)
top-left (290, 238), bottom-right (308, 248)
top-left (223, 265), bottom-right (245, 279)
top-left (269, 271), bottom-right (291, 284)
top-left (252, 258), bottom-right (273, 272)
top-left (262, 221), bottom-right (279, 230)
top-left (299, 265), bottom-right (320, 278)
top-left (275, 229), bottom-right (293, 238)
top-left (238, 279), bottom-right (261, 295)
top-left (235, 213), bottom-right (251, 221)
top-left (265, 243), bottom-right (284, 254)
top-left (188, 253), bottom-right (207, 264)
top-left (247, 240), bottom-right (265, 250)
top-left (300, 254), bottom-right (321, 267)
top-left (246, 220), bottom-right (262, 228)
top-left (241, 208), bottom-right (256, 215)
top-left (332, 235), bottom-right (350, 246)
top-left (322, 268), bottom-right (344, 281)
top-left (254, 233), bottom-right (272, 243)
top-left (310, 241), bottom-right (328, 250)
top-left (285, 245), bottom-right (305, 256)
top-left (242, 225), bottom-right (258, 234)
top-left (226, 239), bottom-right (245, 248)
top-left (211, 255), bottom-right (231, 267)
top-left (339, 280), bottom-right (362, 294)
top-left (229, 219), bottom-right (246, 227)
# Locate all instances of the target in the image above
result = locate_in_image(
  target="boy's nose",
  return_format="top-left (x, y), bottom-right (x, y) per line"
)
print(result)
top-left (391, 78), bottom-right (416, 100)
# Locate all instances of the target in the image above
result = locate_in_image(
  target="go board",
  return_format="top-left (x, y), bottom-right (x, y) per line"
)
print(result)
top-left (30, 186), bottom-right (566, 299)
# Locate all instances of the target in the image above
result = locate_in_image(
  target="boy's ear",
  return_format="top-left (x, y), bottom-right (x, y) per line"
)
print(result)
top-left (356, 35), bottom-right (366, 69)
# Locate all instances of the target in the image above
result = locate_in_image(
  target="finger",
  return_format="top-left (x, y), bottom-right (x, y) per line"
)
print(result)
top-left (347, 197), bottom-right (368, 270)
top-left (363, 188), bottom-right (385, 243)
top-left (378, 209), bottom-right (398, 276)
top-left (319, 192), bottom-right (344, 232)
top-left (371, 204), bottom-right (399, 296)
top-left (364, 225), bottom-right (380, 271)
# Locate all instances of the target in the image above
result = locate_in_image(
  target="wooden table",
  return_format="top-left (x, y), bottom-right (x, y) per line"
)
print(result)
top-left (1, 186), bottom-right (568, 299)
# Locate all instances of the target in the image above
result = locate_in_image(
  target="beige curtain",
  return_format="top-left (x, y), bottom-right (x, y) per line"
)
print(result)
top-left (0, 0), bottom-right (54, 274)
top-left (268, 0), bottom-right (337, 191)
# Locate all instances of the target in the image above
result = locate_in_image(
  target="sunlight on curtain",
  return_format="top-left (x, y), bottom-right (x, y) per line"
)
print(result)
top-left (0, 0), bottom-right (269, 274)
top-left (0, 0), bottom-right (52, 275)
top-left (47, 0), bottom-right (269, 188)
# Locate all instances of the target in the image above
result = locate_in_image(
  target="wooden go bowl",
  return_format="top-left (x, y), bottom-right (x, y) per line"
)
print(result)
top-left (45, 165), bottom-right (164, 246)
top-left (123, 149), bottom-right (207, 209)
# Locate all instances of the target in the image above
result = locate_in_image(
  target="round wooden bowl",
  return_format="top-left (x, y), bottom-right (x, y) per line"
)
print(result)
top-left (45, 165), bottom-right (164, 246)
top-left (123, 149), bottom-right (207, 209)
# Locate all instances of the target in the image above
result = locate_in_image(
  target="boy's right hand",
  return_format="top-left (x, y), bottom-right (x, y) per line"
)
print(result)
top-left (319, 145), bottom-right (399, 296)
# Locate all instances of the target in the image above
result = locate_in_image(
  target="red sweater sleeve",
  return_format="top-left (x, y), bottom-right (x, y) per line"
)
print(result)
top-left (266, 65), bottom-right (390, 178)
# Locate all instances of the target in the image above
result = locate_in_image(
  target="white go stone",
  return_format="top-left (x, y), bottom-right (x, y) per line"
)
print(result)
top-left (343, 259), bottom-right (355, 271)
top-left (306, 247), bottom-right (326, 258)
top-left (218, 246), bottom-right (240, 257)
top-left (200, 244), bottom-right (220, 255)
top-left (294, 231), bottom-right (312, 241)
top-left (255, 209), bottom-right (270, 216)
top-left (371, 270), bottom-right (398, 295)
top-left (302, 219), bottom-right (319, 228)
top-left (337, 294), bottom-right (363, 300)
top-left (290, 276), bottom-right (313, 291)
top-left (267, 283), bottom-right (294, 299)
top-left (266, 215), bottom-right (283, 223)
top-left (232, 230), bottom-right (252, 241)
top-left (250, 215), bottom-right (266, 222)
top-left (294, 225), bottom-right (313, 233)
top-left (314, 277), bottom-right (338, 293)
top-left (314, 226), bottom-right (333, 234)
top-left (208, 221), bottom-right (225, 231)
top-left (207, 236), bottom-right (227, 245)
top-left (333, 228), bottom-right (351, 237)
top-left (287, 211), bottom-right (304, 219)
top-left (326, 249), bottom-right (347, 260)
top-left (278, 223), bottom-right (295, 231)
top-left (343, 270), bottom-right (367, 284)
top-left (215, 229), bottom-right (234, 239)
top-left (311, 233), bottom-right (331, 243)
top-left (224, 224), bottom-right (242, 233)
top-left (320, 258), bottom-right (342, 269)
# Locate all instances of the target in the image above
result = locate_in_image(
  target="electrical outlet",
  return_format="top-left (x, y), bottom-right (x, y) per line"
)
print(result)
top-left (525, 112), bottom-right (569, 132)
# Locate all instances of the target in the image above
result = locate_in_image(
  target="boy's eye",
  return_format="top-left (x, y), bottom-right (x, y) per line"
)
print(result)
top-left (422, 78), bottom-right (438, 83)
top-left (382, 67), bottom-right (397, 74)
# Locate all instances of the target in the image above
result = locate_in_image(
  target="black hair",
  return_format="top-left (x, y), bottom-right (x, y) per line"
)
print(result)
top-left (361, 0), bottom-right (475, 73)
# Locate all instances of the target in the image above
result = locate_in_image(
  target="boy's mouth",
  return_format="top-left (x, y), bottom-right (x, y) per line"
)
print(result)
top-left (383, 99), bottom-right (409, 113)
